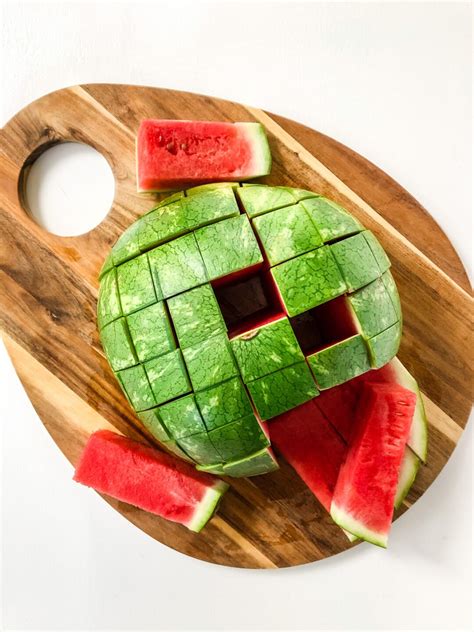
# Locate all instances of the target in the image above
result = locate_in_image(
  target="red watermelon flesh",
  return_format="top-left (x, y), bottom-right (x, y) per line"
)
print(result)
top-left (137, 120), bottom-right (271, 191)
top-left (330, 383), bottom-right (416, 547)
top-left (74, 430), bottom-right (228, 532)
top-left (269, 399), bottom-right (347, 512)
top-left (316, 358), bottom-right (427, 462)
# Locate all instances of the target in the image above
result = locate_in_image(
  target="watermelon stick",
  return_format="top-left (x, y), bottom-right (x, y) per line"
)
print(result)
top-left (74, 430), bottom-right (228, 533)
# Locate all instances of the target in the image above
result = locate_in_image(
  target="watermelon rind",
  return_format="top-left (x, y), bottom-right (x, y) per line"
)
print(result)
top-left (223, 447), bottom-right (279, 477)
top-left (330, 502), bottom-right (388, 548)
top-left (330, 231), bottom-right (382, 292)
top-left (235, 122), bottom-right (272, 178)
top-left (196, 463), bottom-right (226, 475)
top-left (390, 358), bottom-right (428, 462)
top-left (186, 481), bottom-right (230, 533)
top-left (394, 447), bottom-right (420, 510)
top-left (300, 197), bottom-right (364, 243)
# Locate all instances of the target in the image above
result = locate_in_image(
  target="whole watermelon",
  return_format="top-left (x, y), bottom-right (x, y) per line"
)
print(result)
top-left (98, 183), bottom-right (402, 477)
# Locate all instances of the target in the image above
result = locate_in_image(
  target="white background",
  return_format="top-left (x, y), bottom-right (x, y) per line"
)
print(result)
top-left (0, 1), bottom-right (472, 630)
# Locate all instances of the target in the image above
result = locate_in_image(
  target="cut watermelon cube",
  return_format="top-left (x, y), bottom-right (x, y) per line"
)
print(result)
top-left (74, 430), bottom-right (228, 532)
top-left (136, 120), bottom-right (271, 192)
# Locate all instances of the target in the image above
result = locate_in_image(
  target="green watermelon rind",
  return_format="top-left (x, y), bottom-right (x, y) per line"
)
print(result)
top-left (394, 447), bottom-right (421, 510)
top-left (236, 122), bottom-right (272, 177)
top-left (330, 502), bottom-right (388, 548)
top-left (185, 481), bottom-right (230, 533)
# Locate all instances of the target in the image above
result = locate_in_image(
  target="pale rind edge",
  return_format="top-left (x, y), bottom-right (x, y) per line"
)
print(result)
top-left (185, 481), bottom-right (229, 533)
top-left (394, 446), bottom-right (421, 510)
top-left (330, 503), bottom-right (388, 548)
top-left (236, 122), bottom-right (272, 177)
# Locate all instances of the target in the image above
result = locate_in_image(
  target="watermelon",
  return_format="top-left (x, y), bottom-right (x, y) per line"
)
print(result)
top-left (316, 357), bottom-right (428, 462)
top-left (136, 120), bottom-right (271, 192)
top-left (73, 430), bottom-right (228, 532)
top-left (269, 399), bottom-right (347, 512)
top-left (330, 383), bottom-right (416, 547)
top-left (99, 183), bottom-right (404, 477)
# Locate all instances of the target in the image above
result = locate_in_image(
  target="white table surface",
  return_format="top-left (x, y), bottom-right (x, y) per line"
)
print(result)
top-left (1, 2), bottom-right (472, 630)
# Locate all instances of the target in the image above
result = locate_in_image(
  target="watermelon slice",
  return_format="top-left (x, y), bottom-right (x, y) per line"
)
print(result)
top-left (330, 383), bottom-right (416, 547)
top-left (73, 430), bottom-right (228, 532)
top-left (268, 399), bottom-right (347, 513)
top-left (136, 120), bottom-right (271, 191)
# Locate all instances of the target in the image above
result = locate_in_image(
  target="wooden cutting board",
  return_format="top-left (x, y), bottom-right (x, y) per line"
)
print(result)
top-left (0, 84), bottom-right (472, 569)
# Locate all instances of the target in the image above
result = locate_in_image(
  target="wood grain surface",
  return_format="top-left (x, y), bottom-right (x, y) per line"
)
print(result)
top-left (0, 84), bottom-right (472, 569)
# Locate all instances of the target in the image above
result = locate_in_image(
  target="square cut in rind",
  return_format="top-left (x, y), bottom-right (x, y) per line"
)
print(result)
top-left (117, 364), bottom-right (156, 411)
top-left (100, 318), bottom-right (137, 371)
top-left (162, 440), bottom-right (195, 463)
top-left (247, 362), bottom-right (319, 420)
top-left (144, 349), bottom-right (191, 405)
top-left (116, 253), bottom-right (159, 314)
top-left (148, 233), bottom-right (208, 298)
top-left (97, 268), bottom-right (122, 330)
top-left (196, 377), bottom-right (253, 431)
top-left (183, 187), bottom-right (240, 228)
top-left (159, 394), bottom-right (207, 440)
top-left (137, 201), bottom-right (189, 252)
top-left (177, 433), bottom-right (223, 465)
top-left (271, 247), bottom-right (347, 317)
top-left (167, 284), bottom-right (226, 348)
top-left (307, 335), bottom-right (372, 389)
top-left (208, 415), bottom-right (270, 462)
top-left (300, 197), bottom-right (363, 243)
top-left (230, 316), bottom-right (304, 383)
top-left (330, 232), bottom-right (381, 292)
top-left (126, 302), bottom-right (176, 363)
top-left (182, 332), bottom-right (239, 391)
top-left (348, 276), bottom-right (398, 339)
top-left (237, 185), bottom-right (314, 218)
top-left (223, 447), bottom-right (279, 477)
top-left (195, 215), bottom-right (263, 280)
top-left (111, 220), bottom-right (142, 266)
top-left (367, 321), bottom-right (402, 368)
top-left (363, 231), bottom-right (391, 274)
top-left (252, 203), bottom-right (323, 265)
top-left (137, 407), bottom-right (170, 443)
top-left (381, 269), bottom-right (402, 321)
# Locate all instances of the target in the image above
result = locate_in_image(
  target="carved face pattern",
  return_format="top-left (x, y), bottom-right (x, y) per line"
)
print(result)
top-left (98, 184), bottom-right (401, 477)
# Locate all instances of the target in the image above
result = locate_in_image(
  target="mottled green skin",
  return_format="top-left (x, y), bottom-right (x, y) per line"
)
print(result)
top-left (100, 318), bottom-right (137, 371)
top-left (183, 332), bottom-right (238, 391)
top-left (349, 276), bottom-right (398, 338)
top-left (300, 197), bottom-right (363, 242)
top-left (367, 321), bottom-right (402, 368)
top-left (137, 407), bottom-right (170, 442)
top-left (177, 433), bottom-right (223, 465)
top-left (167, 284), bottom-right (226, 348)
top-left (117, 364), bottom-right (156, 411)
top-left (126, 302), bottom-right (175, 363)
top-left (330, 232), bottom-right (381, 292)
top-left (183, 187), bottom-right (240, 227)
top-left (148, 233), bottom-right (207, 298)
top-left (97, 268), bottom-right (122, 330)
top-left (308, 335), bottom-right (371, 389)
top-left (195, 215), bottom-right (263, 280)
top-left (363, 231), bottom-right (391, 273)
top-left (237, 185), bottom-right (316, 218)
top-left (208, 415), bottom-right (270, 461)
top-left (271, 247), bottom-right (347, 317)
top-left (116, 253), bottom-right (159, 315)
top-left (252, 203), bottom-right (323, 265)
top-left (230, 317), bottom-right (304, 382)
top-left (247, 362), bottom-right (319, 420)
top-left (99, 183), bottom-right (400, 475)
top-left (159, 394), bottom-right (207, 439)
top-left (196, 377), bottom-right (253, 430)
top-left (381, 269), bottom-right (402, 321)
top-left (144, 349), bottom-right (191, 405)
top-left (223, 447), bottom-right (279, 477)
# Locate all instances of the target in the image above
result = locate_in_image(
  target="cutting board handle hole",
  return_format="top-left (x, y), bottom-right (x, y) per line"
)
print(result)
top-left (19, 142), bottom-right (115, 237)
